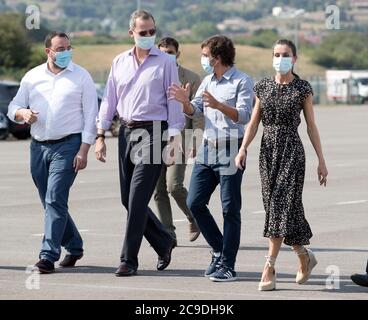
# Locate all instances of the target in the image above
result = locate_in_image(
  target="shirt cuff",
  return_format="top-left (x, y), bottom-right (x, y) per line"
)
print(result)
top-left (234, 108), bottom-right (250, 125)
top-left (7, 106), bottom-right (25, 124)
top-left (184, 106), bottom-right (198, 119)
top-left (82, 131), bottom-right (96, 145)
top-left (96, 118), bottom-right (112, 131)
top-left (168, 128), bottom-right (181, 137)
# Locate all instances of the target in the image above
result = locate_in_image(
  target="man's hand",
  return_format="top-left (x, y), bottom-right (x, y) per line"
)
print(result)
top-left (17, 109), bottom-right (39, 124)
top-left (169, 83), bottom-right (190, 104)
top-left (73, 143), bottom-right (90, 173)
top-left (95, 138), bottom-right (106, 163)
top-left (203, 91), bottom-right (220, 109)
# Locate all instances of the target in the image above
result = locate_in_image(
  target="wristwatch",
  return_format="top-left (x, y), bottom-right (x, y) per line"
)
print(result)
top-left (96, 133), bottom-right (105, 140)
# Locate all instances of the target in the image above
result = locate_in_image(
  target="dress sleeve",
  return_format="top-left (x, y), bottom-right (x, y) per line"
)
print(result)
top-left (253, 79), bottom-right (263, 98)
top-left (301, 80), bottom-right (313, 102)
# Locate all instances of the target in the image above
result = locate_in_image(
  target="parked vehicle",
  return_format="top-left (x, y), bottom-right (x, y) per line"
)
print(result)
top-left (0, 80), bottom-right (31, 139)
top-left (0, 111), bottom-right (9, 140)
top-left (326, 70), bottom-right (368, 104)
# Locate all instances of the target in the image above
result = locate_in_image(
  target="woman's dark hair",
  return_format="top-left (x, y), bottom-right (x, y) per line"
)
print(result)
top-left (273, 39), bottom-right (300, 79)
top-left (201, 35), bottom-right (235, 67)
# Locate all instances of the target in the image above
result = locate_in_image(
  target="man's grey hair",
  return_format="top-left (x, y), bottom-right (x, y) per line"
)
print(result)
top-left (129, 10), bottom-right (155, 30)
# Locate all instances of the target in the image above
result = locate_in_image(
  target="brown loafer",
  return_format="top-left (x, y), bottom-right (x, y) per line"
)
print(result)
top-left (115, 264), bottom-right (137, 277)
top-left (189, 220), bottom-right (200, 242)
top-left (34, 259), bottom-right (55, 274)
top-left (59, 254), bottom-right (83, 268)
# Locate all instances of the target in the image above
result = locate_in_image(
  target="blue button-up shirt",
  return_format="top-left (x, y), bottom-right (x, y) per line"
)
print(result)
top-left (189, 66), bottom-right (253, 140)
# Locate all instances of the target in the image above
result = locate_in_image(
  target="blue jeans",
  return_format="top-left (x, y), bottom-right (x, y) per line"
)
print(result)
top-left (30, 134), bottom-right (83, 263)
top-left (187, 140), bottom-right (244, 270)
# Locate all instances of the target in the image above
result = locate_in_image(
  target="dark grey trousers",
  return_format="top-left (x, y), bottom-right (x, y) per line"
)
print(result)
top-left (118, 121), bottom-right (173, 270)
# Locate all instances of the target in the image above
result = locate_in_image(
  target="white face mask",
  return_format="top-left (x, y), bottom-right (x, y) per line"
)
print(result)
top-left (273, 56), bottom-right (293, 74)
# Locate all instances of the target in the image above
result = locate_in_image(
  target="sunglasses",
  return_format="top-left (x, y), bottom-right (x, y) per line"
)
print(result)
top-left (135, 28), bottom-right (156, 37)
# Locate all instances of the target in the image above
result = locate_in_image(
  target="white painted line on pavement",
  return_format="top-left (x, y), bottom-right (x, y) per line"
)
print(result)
top-left (336, 200), bottom-right (367, 205)
top-left (173, 219), bottom-right (187, 222)
top-left (252, 210), bottom-right (266, 214)
top-left (0, 279), bottom-right (322, 300)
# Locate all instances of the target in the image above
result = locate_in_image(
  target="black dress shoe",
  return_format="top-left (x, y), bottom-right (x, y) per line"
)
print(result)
top-left (157, 241), bottom-right (175, 271)
top-left (351, 273), bottom-right (368, 287)
top-left (34, 259), bottom-right (55, 274)
top-left (115, 264), bottom-right (137, 277)
top-left (59, 254), bottom-right (83, 268)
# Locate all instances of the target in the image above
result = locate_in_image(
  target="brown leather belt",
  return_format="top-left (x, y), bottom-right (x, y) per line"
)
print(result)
top-left (120, 120), bottom-right (165, 129)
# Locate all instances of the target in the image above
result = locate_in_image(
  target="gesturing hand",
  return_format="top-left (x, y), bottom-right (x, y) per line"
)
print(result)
top-left (169, 83), bottom-right (190, 104)
top-left (203, 91), bottom-right (220, 109)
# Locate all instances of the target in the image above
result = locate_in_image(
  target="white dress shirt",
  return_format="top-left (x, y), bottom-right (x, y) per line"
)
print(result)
top-left (7, 62), bottom-right (98, 145)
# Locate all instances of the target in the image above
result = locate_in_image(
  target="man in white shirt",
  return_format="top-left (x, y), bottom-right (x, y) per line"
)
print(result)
top-left (7, 32), bottom-right (98, 274)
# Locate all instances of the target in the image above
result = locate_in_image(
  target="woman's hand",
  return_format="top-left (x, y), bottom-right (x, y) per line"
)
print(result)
top-left (318, 161), bottom-right (328, 187)
top-left (235, 147), bottom-right (247, 170)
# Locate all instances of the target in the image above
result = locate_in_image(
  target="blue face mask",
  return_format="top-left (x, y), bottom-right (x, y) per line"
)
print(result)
top-left (168, 54), bottom-right (177, 64)
top-left (135, 35), bottom-right (156, 50)
top-left (201, 56), bottom-right (214, 74)
top-left (273, 56), bottom-right (293, 74)
top-left (53, 49), bottom-right (72, 69)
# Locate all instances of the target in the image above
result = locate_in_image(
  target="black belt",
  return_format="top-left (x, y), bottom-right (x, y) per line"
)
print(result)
top-left (204, 137), bottom-right (243, 148)
top-left (32, 133), bottom-right (81, 145)
top-left (120, 120), bottom-right (167, 129)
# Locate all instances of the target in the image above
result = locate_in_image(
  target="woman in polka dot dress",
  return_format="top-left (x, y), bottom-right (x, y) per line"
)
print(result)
top-left (235, 39), bottom-right (328, 291)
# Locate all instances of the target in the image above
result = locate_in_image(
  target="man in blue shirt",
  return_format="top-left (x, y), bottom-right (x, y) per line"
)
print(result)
top-left (170, 35), bottom-right (253, 281)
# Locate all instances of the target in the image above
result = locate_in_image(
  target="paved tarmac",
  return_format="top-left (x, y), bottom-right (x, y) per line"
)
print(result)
top-left (0, 105), bottom-right (367, 300)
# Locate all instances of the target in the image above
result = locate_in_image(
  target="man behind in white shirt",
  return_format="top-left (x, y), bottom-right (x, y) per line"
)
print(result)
top-left (7, 32), bottom-right (98, 274)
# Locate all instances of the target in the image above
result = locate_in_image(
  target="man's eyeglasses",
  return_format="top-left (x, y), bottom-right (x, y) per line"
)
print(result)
top-left (135, 28), bottom-right (156, 37)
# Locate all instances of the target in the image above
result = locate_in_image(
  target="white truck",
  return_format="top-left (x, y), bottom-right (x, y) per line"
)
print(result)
top-left (326, 70), bottom-right (368, 104)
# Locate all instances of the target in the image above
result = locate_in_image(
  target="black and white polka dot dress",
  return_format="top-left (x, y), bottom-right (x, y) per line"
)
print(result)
top-left (254, 77), bottom-right (313, 246)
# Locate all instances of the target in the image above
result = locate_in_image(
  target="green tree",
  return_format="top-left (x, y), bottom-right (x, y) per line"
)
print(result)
top-left (245, 29), bottom-right (279, 48)
top-left (192, 22), bottom-right (219, 41)
top-left (0, 13), bottom-right (31, 69)
top-left (312, 32), bottom-right (368, 69)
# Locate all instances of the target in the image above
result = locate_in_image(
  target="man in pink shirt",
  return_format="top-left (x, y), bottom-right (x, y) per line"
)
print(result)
top-left (95, 10), bottom-right (185, 276)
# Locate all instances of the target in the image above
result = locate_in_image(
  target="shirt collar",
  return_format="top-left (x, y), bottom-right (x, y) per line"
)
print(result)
top-left (211, 66), bottom-right (236, 82)
top-left (43, 61), bottom-right (75, 74)
top-left (222, 66), bottom-right (236, 80)
top-left (129, 46), bottom-right (161, 56)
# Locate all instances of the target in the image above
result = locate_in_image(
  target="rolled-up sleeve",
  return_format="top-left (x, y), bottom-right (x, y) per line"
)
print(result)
top-left (165, 60), bottom-right (185, 137)
top-left (234, 76), bottom-right (254, 125)
top-left (81, 72), bottom-right (99, 145)
top-left (97, 64), bottom-right (118, 131)
top-left (7, 77), bottom-right (30, 124)
top-left (187, 78), bottom-right (207, 119)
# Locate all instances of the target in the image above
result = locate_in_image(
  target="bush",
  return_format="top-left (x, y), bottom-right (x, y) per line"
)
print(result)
top-left (312, 32), bottom-right (368, 69)
top-left (0, 13), bottom-right (32, 69)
